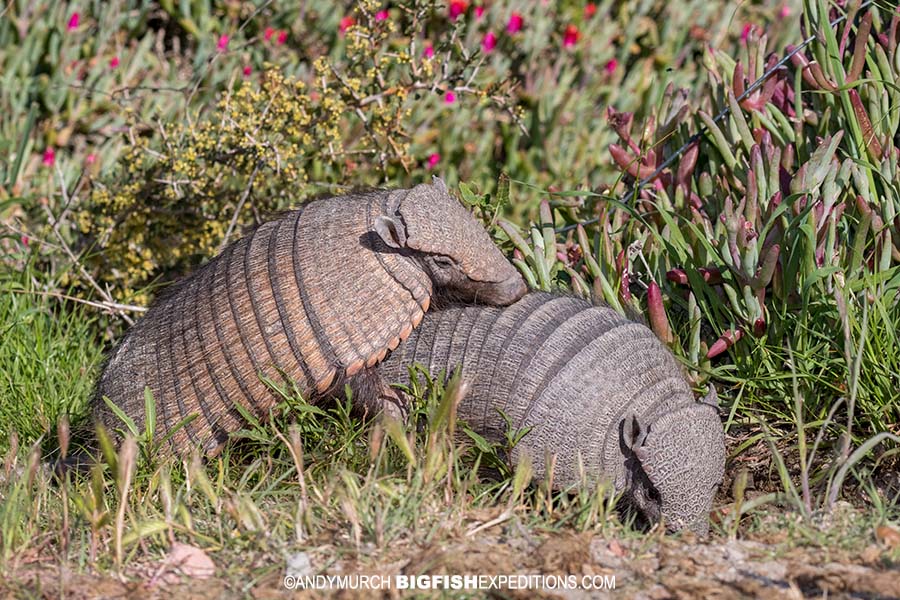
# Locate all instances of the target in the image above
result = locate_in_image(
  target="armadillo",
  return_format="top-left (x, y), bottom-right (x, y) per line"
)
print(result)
top-left (93, 178), bottom-right (527, 456)
top-left (378, 292), bottom-right (726, 535)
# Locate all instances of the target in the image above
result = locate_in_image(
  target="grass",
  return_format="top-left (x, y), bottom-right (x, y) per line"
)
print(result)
top-left (0, 368), bottom-right (629, 575)
top-left (1, 360), bottom-right (897, 594)
top-left (0, 261), bottom-right (104, 454)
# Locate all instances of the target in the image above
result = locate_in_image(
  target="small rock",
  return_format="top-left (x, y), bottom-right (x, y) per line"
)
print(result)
top-left (860, 544), bottom-right (882, 564)
top-left (875, 524), bottom-right (900, 549)
top-left (168, 542), bottom-right (215, 579)
top-left (285, 551), bottom-right (314, 580)
top-left (607, 539), bottom-right (627, 558)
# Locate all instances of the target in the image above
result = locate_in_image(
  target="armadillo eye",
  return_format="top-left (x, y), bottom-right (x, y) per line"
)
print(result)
top-left (433, 256), bottom-right (455, 268)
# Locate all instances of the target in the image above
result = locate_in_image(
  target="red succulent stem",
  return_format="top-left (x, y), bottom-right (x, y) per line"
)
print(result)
top-left (699, 267), bottom-right (724, 285)
top-left (707, 328), bottom-right (743, 359)
top-left (666, 268), bottom-right (689, 285)
top-left (849, 88), bottom-right (884, 161)
top-left (647, 281), bottom-right (673, 345)
top-left (848, 11), bottom-right (873, 83)
top-left (675, 141), bottom-right (699, 190)
top-left (788, 46), bottom-right (820, 89)
top-left (609, 144), bottom-right (658, 180)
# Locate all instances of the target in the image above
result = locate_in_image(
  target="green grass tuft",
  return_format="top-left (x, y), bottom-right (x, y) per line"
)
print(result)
top-left (0, 264), bottom-right (104, 452)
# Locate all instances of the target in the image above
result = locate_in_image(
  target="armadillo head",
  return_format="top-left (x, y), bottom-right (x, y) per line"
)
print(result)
top-left (623, 387), bottom-right (726, 536)
top-left (373, 177), bottom-right (527, 305)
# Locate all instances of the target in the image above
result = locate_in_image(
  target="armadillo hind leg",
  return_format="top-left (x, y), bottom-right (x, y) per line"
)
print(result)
top-left (344, 369), bottom-right (410, 421)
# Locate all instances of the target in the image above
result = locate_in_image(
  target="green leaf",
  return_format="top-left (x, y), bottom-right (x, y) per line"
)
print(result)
top-left (103, 395), bottom-right (139, 438)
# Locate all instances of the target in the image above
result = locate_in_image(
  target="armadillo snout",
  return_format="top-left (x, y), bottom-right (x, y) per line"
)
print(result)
top-left (471, 273), bottom-right (528, 305)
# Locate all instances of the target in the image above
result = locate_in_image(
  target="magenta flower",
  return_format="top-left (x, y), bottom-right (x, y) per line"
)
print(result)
top-left (482, 31), bottom-right (497, 52)
top-left (339, 16), bottom-right (355, 34)
top-left (449, 0), bottom-right (468, 20)
top-left (507, 12), bottom-right (523, 34)
top-left (264, 27), bottom-right (275, 41)
top-left (423, 44), bottom-right (435, 59)
top-left (243, 65), bottom-right (252, 77)
top-left (427, 153), bottom-right (441, 169)
top-left (563, 25), bottom-right (579, 48)
top-left (444, 91), bottom-right (456, 104)
top-left (42, 148), bottom-right (56, 167)
top-left (740, 23), bottom-right (753, 42)
top-left (216, 34), bottom-right (229, 52)
top-left (375, 10), bottom-right (389, 21)
top-left (86, 153), bottom-right (97, 165)
top-left (277, 30), bottom-right (287, 44)
top-left (604, 58), bottom-right (618, 75)
top-left (67, 12), bottom-right (80, 31)
top-left (21, 236), bottom-right (29, 247)
top-left (109, 56), bottom-right (120, 69)
top-left (475, 5), bottom-right (485, 19)
top-left (778, 4), bottom-right (790, 18)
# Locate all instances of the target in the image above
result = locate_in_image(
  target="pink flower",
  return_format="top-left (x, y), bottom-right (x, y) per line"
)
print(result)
top-left (86, 153), bottom-right (97, 165)
top-left (217, 34), bottom-right (229, 52)
top-left (444, 91), bottom-right (456, 104)
top-left (67, 12), bottom-right (80, 31)
top-left (42, 148), bottom-right (55, 167)
top-left (507, 12), bottom-right (523, 34)
top-left (243, 65), bottom-right (252, 77)
top-left (585, 3), bottom-right (597, 18)
top-left (778, 4), bottom-right (790, 18)
top-left (604, 58), bottom-right (618, 75)
top-left (264, 27), bottom-right (275, 41)
top-left (563, 24), bottom-right (580, 48)
top-left (740, 23), bottom-right (753, 42)
top-left (277, 30), bottom-right (287, 44)
top-left (375, 10), bottom-right (389, 21)
top-left (339, 16), bottom-right (355, 34)
top-left (109, 56), bottom-right (120, 69)
top-left (449, 0), bottom-right (468, 20)
top-left (475, 5), bottom-right (485, 19)
top-left (21, 236), bottom-right (29, 247)
top-left (482, 31), bottom-right (497, 52)
top-left (427, 153), bottom-right (441, 169)
top-left (423, 44), bottom-right (435, 59)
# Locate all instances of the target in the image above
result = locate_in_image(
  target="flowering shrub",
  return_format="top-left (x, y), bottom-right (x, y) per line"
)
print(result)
top-left (57, 0), bottom-right (792, 300)
top-left (76, 0), bottom-right (522, 299)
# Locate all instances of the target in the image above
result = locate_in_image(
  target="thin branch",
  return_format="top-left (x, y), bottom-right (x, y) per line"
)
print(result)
top-left (218, 161), bottom-right (261, 253)
top-left (7, 289), bottom-right (147, 314)
top-left (40, 203), bottom-right (136, 325)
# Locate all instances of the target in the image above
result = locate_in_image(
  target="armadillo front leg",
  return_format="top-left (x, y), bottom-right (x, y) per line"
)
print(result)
top-left (345, 369), bottom-right (410, 421)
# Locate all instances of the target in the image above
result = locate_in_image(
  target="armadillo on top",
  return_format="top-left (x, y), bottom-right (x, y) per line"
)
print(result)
top-left (93, 177), bottom-right (527, 457)
top-left (378, 292), bottom-right (726, 536)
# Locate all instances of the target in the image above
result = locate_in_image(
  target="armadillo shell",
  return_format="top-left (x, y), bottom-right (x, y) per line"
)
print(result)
top-left (96, 189), bottom-right (433, 456)
top-left (378, 292), bottom-right (696, 490)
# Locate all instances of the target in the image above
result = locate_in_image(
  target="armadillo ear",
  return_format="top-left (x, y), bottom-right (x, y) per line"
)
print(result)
top-left (374, 216), bottom-right (408, 249)
top-left (622, 413), bottom-right (646, 451)
top-left (699, 384), bottom-right (719, 408)
top-left (634, 447), bottom-right (651, 467)
top-left (431, 175), bottom-right (448, 194)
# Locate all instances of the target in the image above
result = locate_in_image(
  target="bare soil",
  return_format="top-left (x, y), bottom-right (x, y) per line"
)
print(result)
top-left (4, 528), bottom-right (899, 599)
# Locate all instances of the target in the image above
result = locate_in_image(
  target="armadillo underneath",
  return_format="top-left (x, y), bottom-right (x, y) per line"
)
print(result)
top-left (378, 292), bottom-right (726, 535)
top-left (93, 178), bottom-right (526, 457)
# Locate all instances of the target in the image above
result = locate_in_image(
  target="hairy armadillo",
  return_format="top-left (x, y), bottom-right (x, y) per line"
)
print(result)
top-left (378, 292), bottom-right (726, 535)
top-left (94, 178), bottom-right (527, 456)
